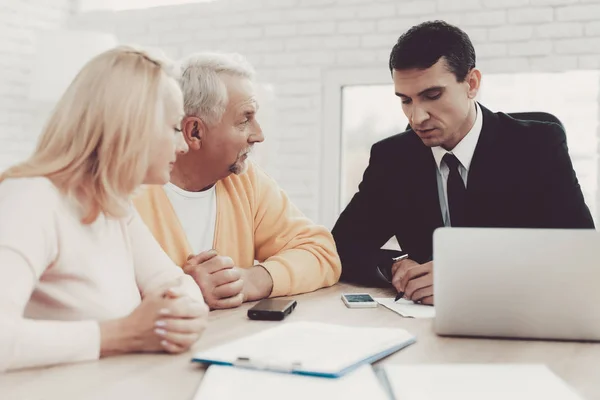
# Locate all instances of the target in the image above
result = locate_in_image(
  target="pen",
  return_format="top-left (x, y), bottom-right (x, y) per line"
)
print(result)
top-left (392, 254), bottom-right (409, 302)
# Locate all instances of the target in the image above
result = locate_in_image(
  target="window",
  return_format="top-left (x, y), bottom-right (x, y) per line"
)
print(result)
top-left (341, 85), bottom-right (407, 210)
top-left (341, 85), bottom-right (407, 250)
top-left (340, 70), bottom-right (599, 224)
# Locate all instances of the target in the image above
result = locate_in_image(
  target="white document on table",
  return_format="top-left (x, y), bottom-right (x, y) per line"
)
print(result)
top-left (380, 364), bottom-right (583, 400)
top-left (374, 297), bottom-right (436, 318)
top-left (194, 364), bottom-right (389, 400)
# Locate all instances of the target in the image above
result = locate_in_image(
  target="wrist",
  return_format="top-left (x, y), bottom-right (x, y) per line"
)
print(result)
top-left (243, 265), bottom-right (274, 302)
top-left (99, 318), bottom-right (136, 357)
top-left (391, 257), bottom-right (408, 274)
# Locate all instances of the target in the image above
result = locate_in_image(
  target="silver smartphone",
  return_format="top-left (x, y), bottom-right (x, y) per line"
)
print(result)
top-left (341, 293), bottom-right (378, 308)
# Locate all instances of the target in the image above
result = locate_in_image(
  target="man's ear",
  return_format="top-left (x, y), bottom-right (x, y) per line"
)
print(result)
top-left (466, 68), bottom-right (481, 99)
top-left (182, 116), bottom-right (205, 151)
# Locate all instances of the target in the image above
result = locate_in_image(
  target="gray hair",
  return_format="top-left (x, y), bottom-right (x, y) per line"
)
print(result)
top-left (177, 52), bottom-right (255, 126)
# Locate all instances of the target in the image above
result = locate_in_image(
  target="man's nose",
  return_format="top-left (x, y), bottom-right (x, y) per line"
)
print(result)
top-left (411, 105), bottom-right (430, 126)
top-left (250, 121), bottom-right (264, 143)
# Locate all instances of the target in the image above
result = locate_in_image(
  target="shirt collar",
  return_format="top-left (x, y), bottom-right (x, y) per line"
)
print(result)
top-left (431, 102), bottom-right (483, 172)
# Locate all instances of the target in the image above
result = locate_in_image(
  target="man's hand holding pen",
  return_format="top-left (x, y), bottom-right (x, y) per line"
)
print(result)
top-left (392, 257), bottom-right (435, 306)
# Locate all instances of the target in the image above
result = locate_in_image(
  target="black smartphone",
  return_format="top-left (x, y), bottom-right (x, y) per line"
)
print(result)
top-left (247, 299), bottom-right (297, 321)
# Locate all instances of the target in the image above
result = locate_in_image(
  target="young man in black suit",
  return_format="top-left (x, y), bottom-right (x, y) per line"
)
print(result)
top-left (332, 20), bottom-right (594, 305)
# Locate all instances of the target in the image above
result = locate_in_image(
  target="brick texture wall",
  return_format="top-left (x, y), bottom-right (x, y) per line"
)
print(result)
top-left (0, 0), bottom-right (75, 171)
top-left (6, 0), bottom-right (600, 222)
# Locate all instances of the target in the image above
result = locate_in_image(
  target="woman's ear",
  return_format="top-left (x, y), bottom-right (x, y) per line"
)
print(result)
top-left (182, 116), bottom-right (205, 151)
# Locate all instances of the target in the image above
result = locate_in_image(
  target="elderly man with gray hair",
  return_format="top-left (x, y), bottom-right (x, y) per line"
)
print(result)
top-left (134, 53), bottom-right (341, 309)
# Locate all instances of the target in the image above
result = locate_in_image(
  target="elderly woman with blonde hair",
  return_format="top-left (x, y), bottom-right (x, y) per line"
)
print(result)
top-left (0, 46), bottom-right (208, 372)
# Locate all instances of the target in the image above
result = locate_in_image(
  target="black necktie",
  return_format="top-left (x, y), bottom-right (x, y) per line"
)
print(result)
top-left (443, 153), bottom-right (466, 227)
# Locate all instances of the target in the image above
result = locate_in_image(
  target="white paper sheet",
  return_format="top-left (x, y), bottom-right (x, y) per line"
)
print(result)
top-left (382, 364), bottom-right (583, 400)
top-left (374, 297), bottom-right (436, 318)
top-left (194, 364), bottom-right (389, 400)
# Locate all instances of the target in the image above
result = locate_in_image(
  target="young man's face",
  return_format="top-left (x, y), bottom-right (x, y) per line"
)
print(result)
top-left (393, 57), bottom-right (479, 150)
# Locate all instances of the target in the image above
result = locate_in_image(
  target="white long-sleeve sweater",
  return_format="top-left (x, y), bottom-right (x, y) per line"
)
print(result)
top-left (0, 177), bottom-right (203, 372)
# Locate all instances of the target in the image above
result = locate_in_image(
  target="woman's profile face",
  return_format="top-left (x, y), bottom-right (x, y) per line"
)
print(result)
top-left (143, 76), bottom-right (187, 185)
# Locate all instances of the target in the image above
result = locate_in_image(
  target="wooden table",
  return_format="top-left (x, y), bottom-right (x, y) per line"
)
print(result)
top-left (2, 283), bottom-right (598, 400)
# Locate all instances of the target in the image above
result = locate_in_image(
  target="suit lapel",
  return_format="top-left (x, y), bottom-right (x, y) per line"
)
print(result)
top-left (409, 134), bottom-right (444, 230)
top-left (463, 104), bottom-right (504, 227)
top-left (467, 104), bottom-right (500, 193)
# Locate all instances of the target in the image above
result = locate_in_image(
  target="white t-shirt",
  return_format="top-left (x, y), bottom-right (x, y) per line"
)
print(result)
top-left (163, 182), bottom-right (217, 254)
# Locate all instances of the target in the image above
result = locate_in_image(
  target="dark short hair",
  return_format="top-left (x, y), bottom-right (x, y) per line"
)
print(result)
top-left (389, 20), bottom-right (476, 82)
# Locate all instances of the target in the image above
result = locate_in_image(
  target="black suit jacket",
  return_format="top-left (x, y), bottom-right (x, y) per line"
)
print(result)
top-left (332, 104), bottom-right (595, 287)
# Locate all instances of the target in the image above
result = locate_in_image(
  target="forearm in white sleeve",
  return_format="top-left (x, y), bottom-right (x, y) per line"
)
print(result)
top-left (0, 249), bottom-right (101, 372)
top-left (128, 209), bottom-right (204, 303)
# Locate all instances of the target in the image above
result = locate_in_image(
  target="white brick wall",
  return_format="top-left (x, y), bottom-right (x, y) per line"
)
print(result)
top-left (0, 0), bottom-right (74, 171)
top-left (489, 25), bottom-right (534, 41)
top-left (508, 7), bottom-right (554, 24)
top-left (556, 3), bottom-right (600, 20)
top-left (0, 0), bottom-right (594, 223)
top-left (536, 22), bottom-right (582, 38)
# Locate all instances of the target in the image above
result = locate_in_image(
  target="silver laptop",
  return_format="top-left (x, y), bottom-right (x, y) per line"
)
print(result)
top-left (433, 227), bottom-right (600, 341)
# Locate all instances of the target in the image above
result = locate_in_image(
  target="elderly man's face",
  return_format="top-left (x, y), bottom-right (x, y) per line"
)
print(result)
top-left (205, 75), bottom-right (264, 176)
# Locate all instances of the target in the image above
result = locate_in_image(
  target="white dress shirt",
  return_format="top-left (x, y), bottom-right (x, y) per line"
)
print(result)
top-left (430, 102), bottom-right (483, 227)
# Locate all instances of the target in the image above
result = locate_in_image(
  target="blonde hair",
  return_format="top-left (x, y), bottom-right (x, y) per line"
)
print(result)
top-left (178, 52), bottom-right (255, 126)
top-left (0, 46), bottom-right (180, 224)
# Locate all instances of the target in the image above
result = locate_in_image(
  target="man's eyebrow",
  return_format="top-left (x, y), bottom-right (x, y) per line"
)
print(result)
top-left (237, 108), bottom-right (256, 119)
top-left (395, 86), bottom-right (445, 98)
top-left (240, 99), bottom-right (257, 110)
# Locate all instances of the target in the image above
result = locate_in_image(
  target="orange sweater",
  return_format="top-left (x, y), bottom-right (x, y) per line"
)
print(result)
top-left (133, 162), bottom-right (341, 297)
